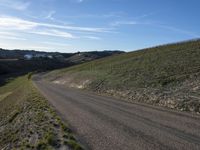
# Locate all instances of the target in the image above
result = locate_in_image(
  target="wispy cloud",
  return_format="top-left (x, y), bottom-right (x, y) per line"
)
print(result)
top-left (0, 35), bottom-right (27, 41)
top-left (139, 21), bottom-right (200, 38)
top-left (45, 11), bottom-right (56, 20)
top-left (0, 0), bottom-right (30, 10)
top-left (30, 29), bottom-right (75, 39)
top-left (40, 22), bottom-right (108, 32)
top-left (154, 24), bottom-right (200, 38)
top-left (0, 31), bottom-right (27, 40)
top-left (110, 17), bottom-right (199, 38)
top-left (133, 12), bottom-right (157, 20)
top-left (0, 31), bottom-right (18, 36)
top-left (111, 21), bottom-right (137, 26)
top-left (62, 11), bottom-right (125, 19)
top-left (0, 15), bottom-right (107, 46)
top-left (110, 12), bottom-right (156, 27)
top-left (83, 36), bottom-right (101, 40)
top-left (0, 15), bottom-right (108, 33)
top-left (0, 16), bottom-right (37, 30)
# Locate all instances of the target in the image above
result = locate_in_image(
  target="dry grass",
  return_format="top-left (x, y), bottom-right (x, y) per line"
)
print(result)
top-left (0, 75), bottom-right (83, 149)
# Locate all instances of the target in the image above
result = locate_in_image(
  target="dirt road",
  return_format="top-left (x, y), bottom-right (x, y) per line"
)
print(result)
top-left (33, 76), bottom-right (200, 150)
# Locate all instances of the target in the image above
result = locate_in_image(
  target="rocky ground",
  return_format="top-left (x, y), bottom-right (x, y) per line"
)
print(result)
top-left (48, 72), bottom-right (200, 114)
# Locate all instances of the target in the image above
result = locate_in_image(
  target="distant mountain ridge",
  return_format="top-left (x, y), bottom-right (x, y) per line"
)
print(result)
top-left (0, 48), bottom-right (124, 86)
top-left (0, 48), bottom-right (124, 60)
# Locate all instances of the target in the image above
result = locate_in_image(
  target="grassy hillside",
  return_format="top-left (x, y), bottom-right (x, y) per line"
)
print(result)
top-left (65, 51), bottom-right (124, 64)
top-left (0, 75), bottom-right (83, 150)
top-left (46, 39), bottom-right (200, 113)
top-left (0, 50), bottom-right (123, 86)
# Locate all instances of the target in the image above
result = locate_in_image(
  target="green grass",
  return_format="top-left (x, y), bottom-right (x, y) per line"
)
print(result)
top-left (47, 39), bottom-right (200, 113)
top-left (0, 75), bottom-right (83, 149)
top-left (61, 40), bottom-right (200, 88)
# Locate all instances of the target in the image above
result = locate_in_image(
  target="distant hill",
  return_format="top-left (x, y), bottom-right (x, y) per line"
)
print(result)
top-left (65, 51), bottom-right (124, 64)
top-left (0, 49), bottom-right (124, 60)
top-left (0, 49), bottom-right (124, 85)
top-left (46, 39), bottom-right (200, 113)
top-left (0, 49), bottom-right (73, 60)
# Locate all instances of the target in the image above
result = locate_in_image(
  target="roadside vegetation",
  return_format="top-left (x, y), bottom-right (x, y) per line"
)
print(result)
top-left (0, 74), bottom-right (83, 150)
top-left (46, 39), bottom-right (200, 113)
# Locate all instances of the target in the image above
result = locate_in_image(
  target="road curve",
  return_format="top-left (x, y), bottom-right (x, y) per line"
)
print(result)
top-left (33, 76), bottom-right (200, 150)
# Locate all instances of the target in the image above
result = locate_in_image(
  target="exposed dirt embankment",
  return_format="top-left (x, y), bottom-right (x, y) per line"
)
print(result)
top-left (48, 72), bottom-right (200, 114)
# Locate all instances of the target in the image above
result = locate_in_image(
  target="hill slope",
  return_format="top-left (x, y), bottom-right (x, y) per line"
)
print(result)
top-left (46, 40), bottom-right (200, 113)
top-left (0, 50), bottom-right (123, 86)
top-left (0, 49), bottom-right (123, 60)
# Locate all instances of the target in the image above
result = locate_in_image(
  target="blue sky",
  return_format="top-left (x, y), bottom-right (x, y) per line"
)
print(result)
top-left (0, 0), bottom-right (199, 52)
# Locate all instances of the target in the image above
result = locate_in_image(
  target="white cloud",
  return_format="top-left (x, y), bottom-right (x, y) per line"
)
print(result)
top-left (0, 16), bottom-right (107, 33)
top-left (140, 21), bottom-right (200, 38)
top-left (0, 16), bottom-right (76, 39)
top-left (0, 16), bottom-right (107, 40)
top-left (0, 31), bottom-right (17, 36)
top-left (83, 36), bottom-right (101, 40)
top-left (45, 11), bottom-right (56, 20)
top-left (62, 11), bottom-right (125, 19)
top-left (133, 12), bottom-right (157, 20)
top-left (0, 31), bottom-right (27, 40)
top-left (39, 22), bottom-right (107, 32)
top-left (110, 12), bottom-right (156, 27)
top-left (0, 15), bottom-right (109, 50)
top-left (0, 16), bottom-right (37, 30)
top-left (111, 21), bottom-right (137, 26)
top-left (155, 24), bottom-right (200, 38)
top-left (0, 35), bottom-right (27, 41)
top-left (0, 0), bottom-right (30, 10)
top-left (30, 29), bottom-right (75, 39)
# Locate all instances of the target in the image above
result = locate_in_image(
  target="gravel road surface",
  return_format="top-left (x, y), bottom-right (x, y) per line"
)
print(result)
top-left (33, 76), bottom-right (200, 150)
